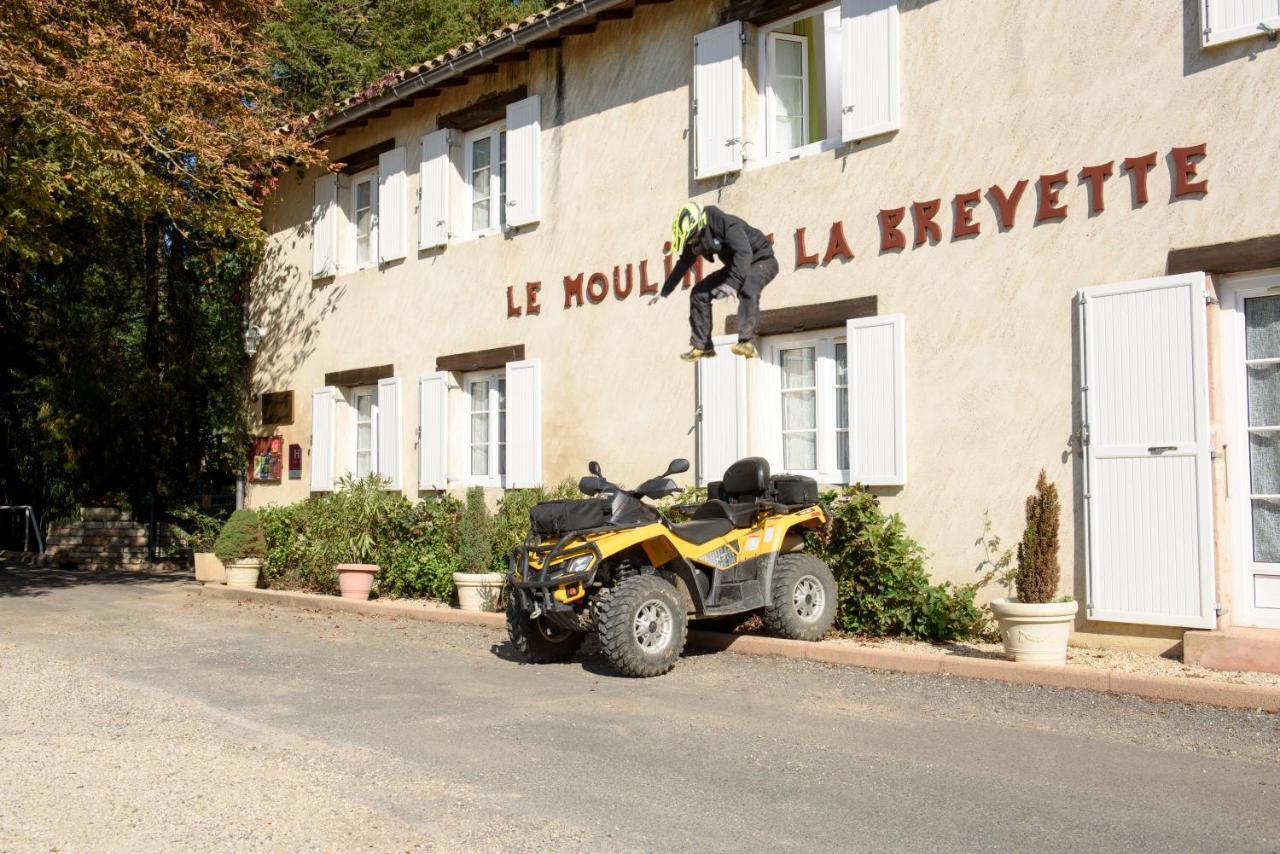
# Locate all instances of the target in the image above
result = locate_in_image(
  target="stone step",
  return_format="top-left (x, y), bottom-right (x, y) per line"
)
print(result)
top-left (49, 521), bottom-right (149, 533)
top-left (46, 533), bottom-right (150, 547)
top-left (45, 547), bottom-right (152, 560)
top-left (79, 507), bottom-right (132, 522)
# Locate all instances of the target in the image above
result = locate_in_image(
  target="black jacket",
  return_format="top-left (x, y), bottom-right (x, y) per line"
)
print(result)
top-left (660, 206), bottom-right (773, 298)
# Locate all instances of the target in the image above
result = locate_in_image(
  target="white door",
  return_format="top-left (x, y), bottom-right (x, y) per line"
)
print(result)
top-left (1220, 270), bottom-right (1280, 629)
top-left (1080, 273), bottom-right (1216, 629)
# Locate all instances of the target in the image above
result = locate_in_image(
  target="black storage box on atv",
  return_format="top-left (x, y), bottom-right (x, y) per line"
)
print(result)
top-left (529, 498), bottom-right (612, 536)
top-left (769, 475), bottom-right (819, 509)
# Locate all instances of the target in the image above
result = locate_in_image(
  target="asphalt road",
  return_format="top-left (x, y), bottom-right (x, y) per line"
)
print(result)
top-left (1, 566), bottom-right (1278, 853)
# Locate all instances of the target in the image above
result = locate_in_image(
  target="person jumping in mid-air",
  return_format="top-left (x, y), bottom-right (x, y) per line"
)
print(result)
top-left (652, 201), bottom-right (778, 361)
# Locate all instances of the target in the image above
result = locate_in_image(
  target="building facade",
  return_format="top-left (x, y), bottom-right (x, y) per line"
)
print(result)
top-left (251, 0), bottom-right (1280, 654)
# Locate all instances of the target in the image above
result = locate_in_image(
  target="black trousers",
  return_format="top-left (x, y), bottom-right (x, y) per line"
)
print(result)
top-left (688, 255), bottom-right (779, 349)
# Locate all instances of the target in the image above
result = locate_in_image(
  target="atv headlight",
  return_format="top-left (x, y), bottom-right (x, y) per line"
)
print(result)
top-left (554, 553), bottom-right (593, 576)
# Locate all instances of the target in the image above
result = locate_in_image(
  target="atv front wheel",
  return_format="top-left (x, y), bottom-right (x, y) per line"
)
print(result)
top-left (506, 595), bottom-right (585, 663)
top-left (597, 575), bottom-right (689, 677)
top-left (762, 553), bottom-right (837, 641)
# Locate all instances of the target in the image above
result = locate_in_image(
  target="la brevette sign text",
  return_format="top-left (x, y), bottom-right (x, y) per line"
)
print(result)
top-left (504, 143), bottom-right (1209, 318)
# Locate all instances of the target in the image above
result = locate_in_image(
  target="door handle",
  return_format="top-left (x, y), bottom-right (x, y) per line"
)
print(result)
top-left (1147, 445), bottom-right (1177, 454)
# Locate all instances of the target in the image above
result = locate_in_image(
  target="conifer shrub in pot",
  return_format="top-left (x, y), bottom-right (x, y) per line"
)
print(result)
top-left (990, 470), bottom-right (1078, 665)
top-left (213, 509), bottom-right (267, 589)
top-left (454, 486), bottom-right (504, 612)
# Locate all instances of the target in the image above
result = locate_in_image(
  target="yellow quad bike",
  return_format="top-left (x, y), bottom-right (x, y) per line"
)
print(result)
top-left (507, 456), bottom-right (836, 677)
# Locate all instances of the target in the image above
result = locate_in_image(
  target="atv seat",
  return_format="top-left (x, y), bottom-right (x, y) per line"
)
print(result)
top-left (667, 517), bottom-right (735, 545)
top-left (687, 457), bottom-right (770, 531)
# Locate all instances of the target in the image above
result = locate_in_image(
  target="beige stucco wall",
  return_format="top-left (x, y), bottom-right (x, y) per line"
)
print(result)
top-left (250, 0), bottom-right (1280, 646)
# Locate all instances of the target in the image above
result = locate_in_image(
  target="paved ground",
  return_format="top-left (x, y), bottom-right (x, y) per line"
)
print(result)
top-left (1, 567), bottom-right (1278, 853)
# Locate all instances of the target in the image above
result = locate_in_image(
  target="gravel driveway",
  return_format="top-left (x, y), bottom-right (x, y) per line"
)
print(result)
top-left (1, 566), bottom-right (1278, 852)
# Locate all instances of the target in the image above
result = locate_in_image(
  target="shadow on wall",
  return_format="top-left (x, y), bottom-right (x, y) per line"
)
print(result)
top-left (250, 214), bottom-right (349, 395)
top-left (1181, 0), bottom-right (1278, 76)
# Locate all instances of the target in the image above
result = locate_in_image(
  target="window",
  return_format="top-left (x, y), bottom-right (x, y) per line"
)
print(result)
top-left (1202, 0), bottom-right (1280, 47)
top-left (764, 333), bottom-right (849, 482)
top-left (350, 385), bottom-right (378, 479)
top-left (759, 4), bottom-right (842, 158)
top-left (467, 373), bottom-right (507, 485)
top-left (466, 123), bottom-right (507, 236)
top-left (349, 167), bottom-right (378, 269)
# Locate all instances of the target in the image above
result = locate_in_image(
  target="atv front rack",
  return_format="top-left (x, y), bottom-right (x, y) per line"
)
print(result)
top-left (509, 528), bottom-right (607, 590)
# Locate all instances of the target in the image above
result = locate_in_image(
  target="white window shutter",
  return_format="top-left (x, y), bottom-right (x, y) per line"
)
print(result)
top-left (1202, 0), bottom-right (1280, 46)
top-left (418, 372), bottom-right (449, 490)
top-left (419, 130), bottom-right (451, 248)
top-left (697, 335), bottom-right (746, 485)
top-left (376, 377), bottom-right (402, 489)
top-left (377, 146), bottom-right (407, 263)
top-left (1079, 273), bottom-right (1216, 629)
top-left (840, 0), bottom-right (900, 143)
top-left (693, 21), bottom-right (743, 180)
top-left (311, 173), bottom-right (338, 279)
top-left (505, 96), bottom-right (541, 228)
top-left (505, 360), bottom-right (542, 488)
top-left (846, 314), bottom-right (905, 486)
top-left (309, 387), bottom-right (336, 492)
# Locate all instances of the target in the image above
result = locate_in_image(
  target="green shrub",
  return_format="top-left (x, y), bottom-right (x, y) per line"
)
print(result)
top-left (259, 476), bottom-right (461, 598)
top-left (213, 509), bottom-right (267, 563)
top-left (458, 487), bottom-right (494, 574)
top-left (170, 504), bottom-right (225, 553)
top-left (809, 487), bottom-right (985, 642)
top-left (1015, 470), bottom-right (1061, 604)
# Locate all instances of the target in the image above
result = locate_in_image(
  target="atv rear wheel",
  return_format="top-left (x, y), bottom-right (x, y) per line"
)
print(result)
top-left (597, 574), bottom-right (689, 677)
top-left (762, 553), bottom-right (837, 641)
top-left (506, 595), bottom-right (585, 663)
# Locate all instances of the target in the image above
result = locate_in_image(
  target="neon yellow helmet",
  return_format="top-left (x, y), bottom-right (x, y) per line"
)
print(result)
top-left (670, 201), bottom-right (706, 255)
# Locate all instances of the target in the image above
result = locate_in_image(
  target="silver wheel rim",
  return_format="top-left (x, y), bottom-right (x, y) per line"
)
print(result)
top-left (634, 599), bottom-right (674, 652)
top-left (793, 575), bottom-right (825, 622)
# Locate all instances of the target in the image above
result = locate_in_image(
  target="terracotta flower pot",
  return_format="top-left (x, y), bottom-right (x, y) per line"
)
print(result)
top-left (193, 552), bottom-right (225, 584)
top-left (990, 597), bottom-right (1079, 665)
top-left (336, 563), bottom-right (379, 600)
top-left (224, 558), bottom-right (261, 590)
top-left (453, 571), bottom-right (506, 612)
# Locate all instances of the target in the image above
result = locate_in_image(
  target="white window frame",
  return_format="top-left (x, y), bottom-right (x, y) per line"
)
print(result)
top-left (464, 122), bottom-right (507, 238)
top-left (760, 331), bottom-right (849, 484)
top-left (766, 31), bottom-right (811, 157)
top-left (464, 370), bottom-right (507, 487)
top-left (1201, 0), bottom-right (1280, 48)
top-left (753, 2), bottom-right (842, 167)
top-left (347, 166), bottom-right (379, 270)
top-left (348, 384), bottom-right (379, 480)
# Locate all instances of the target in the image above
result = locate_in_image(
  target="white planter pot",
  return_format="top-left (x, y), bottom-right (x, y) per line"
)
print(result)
top-left (453, 572), bottom-right (506, 612)
top-left (991, 597), bottom-right (1079, 666)
top-left (193, 552), bottom-right (225, 584)
top-left (224, 558), bottom-right (262, 590)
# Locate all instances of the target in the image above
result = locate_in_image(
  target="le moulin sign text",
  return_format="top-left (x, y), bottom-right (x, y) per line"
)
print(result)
top-left (504, 143), bottom-right (1209, 318)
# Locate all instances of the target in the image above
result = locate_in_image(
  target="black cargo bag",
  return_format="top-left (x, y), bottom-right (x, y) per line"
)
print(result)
top-left (770, 475), bottom-right (818, 509)
top-left (529, 498), bottom-right (611, 536)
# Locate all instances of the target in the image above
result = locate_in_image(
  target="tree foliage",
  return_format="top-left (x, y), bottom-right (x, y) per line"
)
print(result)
top-left (0, 0), bottom-right (322, 521)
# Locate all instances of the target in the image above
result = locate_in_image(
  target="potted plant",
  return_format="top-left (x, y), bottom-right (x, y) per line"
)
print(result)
top-left (453, 487), bottom-right (505, 611)
top-left (177, 507), bottom-right (224, 584)
top-left (213, 509), bottom-right (267, 590)
top-left (990, 470), bottom-right (1078, 665)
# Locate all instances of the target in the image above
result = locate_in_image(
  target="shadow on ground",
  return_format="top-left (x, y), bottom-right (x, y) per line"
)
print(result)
top-left (0, 563), bottom-right (190, 598)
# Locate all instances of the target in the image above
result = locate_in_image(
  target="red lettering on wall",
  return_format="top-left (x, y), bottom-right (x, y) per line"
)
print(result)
top-left (639, 259), bottom-right (658, 295)
top-left (525, 281), bottom-right (542, 315)
top-left (587, 272), bottom-right (609, 304)
top-left (563, 273), bottom-right (584, 309)
top-left (912, 199), bottom-right (942, 246)
top-left (766, 232), bottom-right (775, 244)
top-left (988, 180), bottom-right (1028, 229)
top-left (506, 286), bottom-right (522, 318)
top-left (794, 227), bottom-right (819, 267)
top-left (1172, 143), bottom-right (1208, 196)
top-left (1122, 152), bottom-right (1157, 205)
top-left (879, 208), bottom-right (907, 251)
top-left (1080, 161), bottom-right (1114, 214)
top-left (823, 221), bottom-right (854, 263)
top-left (1036, 172), bottom-right (1069, 222)
top-left (952, 190), bottom-right (981, 238)
top-left (614, 264), bottom-right (633, 299)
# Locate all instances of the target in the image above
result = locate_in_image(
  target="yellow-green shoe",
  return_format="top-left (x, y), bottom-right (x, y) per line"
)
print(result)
top-left (730, 341), bottom-right (758, 358)
top-left (680, 347), bottom-right (716, 362)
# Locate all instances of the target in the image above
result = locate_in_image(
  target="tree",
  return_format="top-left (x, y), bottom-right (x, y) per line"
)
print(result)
top-left (0, 0), bottom-right (322, 522)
